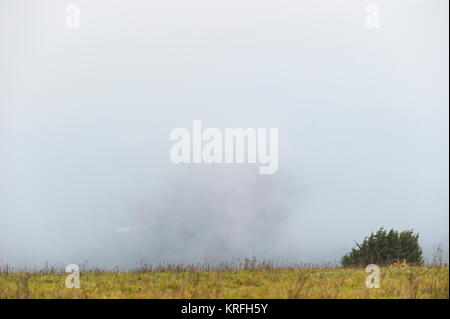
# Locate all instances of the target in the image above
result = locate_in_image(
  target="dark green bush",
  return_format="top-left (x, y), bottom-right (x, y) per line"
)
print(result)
top-left (341, 227), bottom-right (423, 267)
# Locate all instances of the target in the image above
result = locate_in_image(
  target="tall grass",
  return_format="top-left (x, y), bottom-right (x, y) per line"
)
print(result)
top-left (0, 259), bottom-right (448, 299)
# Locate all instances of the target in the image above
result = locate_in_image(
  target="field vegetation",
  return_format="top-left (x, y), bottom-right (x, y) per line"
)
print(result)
top-left (0, 259), bottom-right (448, 299)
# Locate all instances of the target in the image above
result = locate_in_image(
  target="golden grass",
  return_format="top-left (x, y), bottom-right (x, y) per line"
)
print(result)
top-left (0, 265), bottom-right (448, 299)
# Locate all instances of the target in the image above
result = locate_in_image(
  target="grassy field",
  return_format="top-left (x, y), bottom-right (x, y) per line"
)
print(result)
top-left (0, 262), bottom-right (448, 299)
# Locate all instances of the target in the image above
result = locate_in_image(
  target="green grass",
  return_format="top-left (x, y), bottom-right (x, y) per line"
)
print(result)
top-left (1, 264), bottom-right (448, 298)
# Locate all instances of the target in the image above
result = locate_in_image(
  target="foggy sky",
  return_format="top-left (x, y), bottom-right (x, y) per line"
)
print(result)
top-left (0, 0), bottom-right (448, 268)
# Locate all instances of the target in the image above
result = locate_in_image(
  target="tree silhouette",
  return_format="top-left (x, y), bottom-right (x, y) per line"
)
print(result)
top-left (341, 227), bottom-right (423, 267)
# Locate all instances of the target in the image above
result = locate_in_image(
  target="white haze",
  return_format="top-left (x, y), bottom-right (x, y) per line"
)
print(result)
top-left (0, 0), bottom-right (448, 267)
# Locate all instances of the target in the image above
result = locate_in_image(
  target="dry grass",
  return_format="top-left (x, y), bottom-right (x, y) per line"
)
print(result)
top-left (0, 260), bottom-right (448, 299)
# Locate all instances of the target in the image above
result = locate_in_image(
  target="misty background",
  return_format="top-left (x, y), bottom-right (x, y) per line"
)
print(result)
top-left (0, 0), bottom-right (448, 268)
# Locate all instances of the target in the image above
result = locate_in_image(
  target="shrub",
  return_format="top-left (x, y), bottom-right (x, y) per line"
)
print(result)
top-left (341, 227), bottom-right (423, 267)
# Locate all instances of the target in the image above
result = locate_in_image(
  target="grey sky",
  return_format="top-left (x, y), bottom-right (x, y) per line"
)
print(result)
top-left (0, 0), bottom-right (448, 268)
